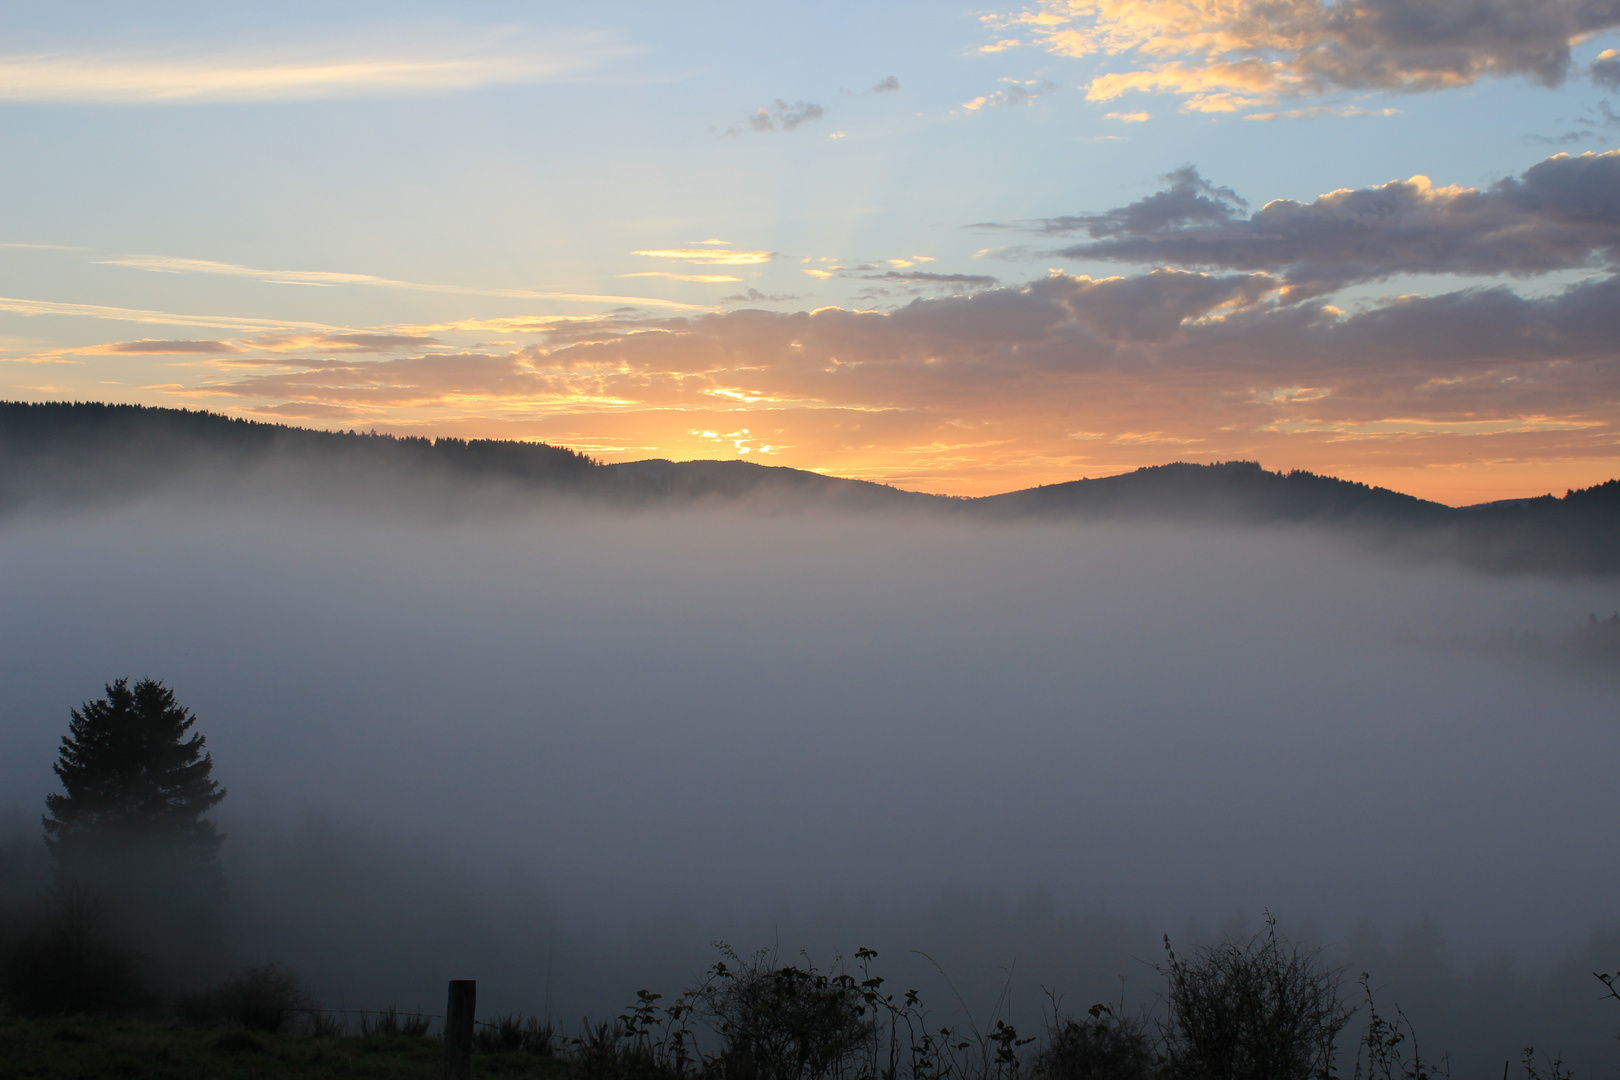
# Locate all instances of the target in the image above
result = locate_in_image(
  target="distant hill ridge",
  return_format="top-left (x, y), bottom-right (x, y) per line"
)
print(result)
top-left (2, 401), bottom-right (1617, 573)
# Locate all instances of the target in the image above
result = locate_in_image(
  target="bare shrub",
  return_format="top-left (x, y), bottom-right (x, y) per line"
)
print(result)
top-left (1350, 973), bottom-right (1446, 1080)
top-left (693, 945), bottom-right (877, 1080)
top-left (1161, 914), bottom-right (1351, 1080)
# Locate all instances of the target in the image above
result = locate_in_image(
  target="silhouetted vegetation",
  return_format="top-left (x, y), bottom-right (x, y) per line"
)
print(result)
top-left (45, 676), bottom-right (226, 867)
top-left (3, 678), bottom-right (229, 1011)
top-left (1033, 1003), bottom-right (1156, 1080)
top-left (176, 963), bottom-right (312, 1033)
top-left (1158, 917), bottom-right (1351, 1080)
top-left (0, 883), bottom-right (151, 1017)
top-left (4, 400), bottom-right (1617, 573)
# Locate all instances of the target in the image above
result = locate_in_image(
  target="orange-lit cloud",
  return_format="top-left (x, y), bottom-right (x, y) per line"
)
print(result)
top-left (985, 0), bottom-right (1620, 110)
top-left (132, 265), bottom-right (1617, 502)
top-left (91, 339), bottom-right (242, 354)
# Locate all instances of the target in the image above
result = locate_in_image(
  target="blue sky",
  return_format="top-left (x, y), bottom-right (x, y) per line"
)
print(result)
top-left (3, 0), bottom-right (1619, 500)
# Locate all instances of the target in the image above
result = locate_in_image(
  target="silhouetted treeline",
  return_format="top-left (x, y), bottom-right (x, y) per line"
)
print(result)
top-left (0, 402), bottom-right (596, 510)
top-left (3, 401), bottom-right (1618, 573)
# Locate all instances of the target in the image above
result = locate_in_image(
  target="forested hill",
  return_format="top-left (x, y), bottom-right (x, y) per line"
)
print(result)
top-left (0, 401), bottom-right (934, 511)
top-left (977, 461), bottom-right (1454, 525)
top-left (0, 400), bottom-right (596, 486)
top-left (3, 401), bottom-right (1617, 573)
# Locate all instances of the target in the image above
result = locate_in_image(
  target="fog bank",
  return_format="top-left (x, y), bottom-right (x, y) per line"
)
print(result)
top-left (1, 498), bottom-right (1616, 1071)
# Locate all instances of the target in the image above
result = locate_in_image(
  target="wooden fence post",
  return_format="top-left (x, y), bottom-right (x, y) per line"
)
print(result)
top-left (445, 979), bottom-right (476, 1080)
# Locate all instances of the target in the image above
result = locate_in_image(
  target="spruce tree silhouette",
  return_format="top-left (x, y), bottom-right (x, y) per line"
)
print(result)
top-left (44, 677), bottom-right (226, 859)
top-left (41, 678), bottom-right (228, 981)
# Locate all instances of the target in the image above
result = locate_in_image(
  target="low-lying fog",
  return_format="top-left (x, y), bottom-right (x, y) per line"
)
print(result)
top-left (2, 493), bottom-right (1617, 1072)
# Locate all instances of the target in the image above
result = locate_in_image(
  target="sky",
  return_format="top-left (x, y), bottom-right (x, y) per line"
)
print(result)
top-left (2, 0), bottom-right (1619, 502)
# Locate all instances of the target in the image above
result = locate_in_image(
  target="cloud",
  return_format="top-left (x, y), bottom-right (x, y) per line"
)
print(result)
top-left (182, 269), bottom-right (1618, 483)
top-left (728, 99), bottom-right (825, 134)
top-left (99, 253), bottom-right (705, 309)
top-left (243, 332), bottom-right (442, 353)
top-left (0, 28), bottom-right (632, 103)
top-left (1038, 151), bottom-right (1620, 293)
top-left (1032, 165), bottom-right (1249, 237)
top-left (630, 248), bottom-right (775, 266)
top-left (872, 76), bottom-right (901, 92)
top-left (0, 295), bottom-right (352, 333)
top-left (855, 270), bottom-right (1002, 291)
top-left (983, 0), bottom-right (1620, 109)
top-left (721, 289), bottom-right (802, 304)
top-left (92, 339), bottom-right (241, 354)
top-left (619, 272), bottom-right (745, 283)
top-left (1243, 105), bottom-right (1401, 120)
top-left (1105, 110), bottom-right (1151, 121)
top-left (962, 78), bottom-right (1055, 110)
top-left (402, 315), bottom-right (634, 335)
top-left (1594, 47), bottom-right (1620, 88)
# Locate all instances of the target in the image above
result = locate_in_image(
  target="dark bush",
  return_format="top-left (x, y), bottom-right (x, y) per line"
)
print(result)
top-left (177, 963), bottom-right (310, 1033)
top-left (1161, 915), bottom-right (1351, 1080)
top-left (0, 883), bottom-right (151, 1016)
top-left (695, 947), bottom-right (876, 1080)
top-left (1034, 1004), bottom-right (1157, 1080)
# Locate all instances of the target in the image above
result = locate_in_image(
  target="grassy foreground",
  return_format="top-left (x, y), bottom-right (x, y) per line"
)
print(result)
top-left (0, 1016), bottom-right (567, 1080)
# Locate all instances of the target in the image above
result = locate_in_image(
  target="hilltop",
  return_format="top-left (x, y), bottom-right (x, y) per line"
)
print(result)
top-left (2, 401), bottom-right (1616, 573)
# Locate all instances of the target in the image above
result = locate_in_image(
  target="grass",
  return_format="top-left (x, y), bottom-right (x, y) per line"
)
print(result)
top-left (0, 1015), bottom-right (570, 1080)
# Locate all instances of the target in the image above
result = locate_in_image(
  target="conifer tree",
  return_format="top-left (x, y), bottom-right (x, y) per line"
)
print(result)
top-left (43, 677), bottom-right (226, 860)
top-left (41, 678), bottom-right (228, 983)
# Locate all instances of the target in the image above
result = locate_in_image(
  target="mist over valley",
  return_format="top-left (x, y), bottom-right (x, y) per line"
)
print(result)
top-left (2, 406), bottom-right (1618, 1075)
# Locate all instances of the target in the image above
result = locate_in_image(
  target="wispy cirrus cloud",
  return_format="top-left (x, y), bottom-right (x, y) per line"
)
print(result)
top-left (0, 27), bottom-right (633, 103)
top-left (0, 295), bottom-right (353, 333)
top-left (982, 0), bottom-right (1620, 112)
top-left (619, 272), bottom-right (745, 283)
top-left (1243, 104), bottom-right (1400, 121)
top-left (99, 254), bottom-right (706, 309)
top-left (630, 248), bottom-right (775, 266)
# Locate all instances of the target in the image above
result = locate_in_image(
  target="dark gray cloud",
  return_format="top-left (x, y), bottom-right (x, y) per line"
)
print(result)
top-left (1299, 0), bottom-right (1620, 90)
top-left (1040, 151), bottom-right (1620, 293)
top-left (1033, 166), bottom-right (1249, 238)
top-left (872, 76), bottom-right (900, 93)
top-left (721, 288), bottom-right (802, 304)
top-left (856, 270), bottom-right (1000, 288)
top-left (1021, 0), bottom-right (1620, 111)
